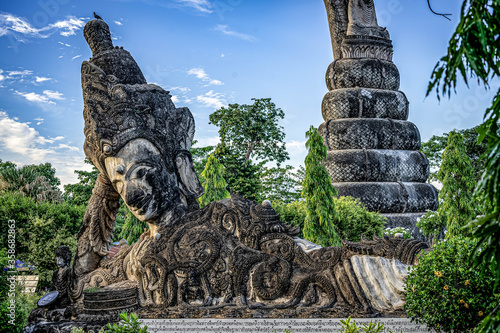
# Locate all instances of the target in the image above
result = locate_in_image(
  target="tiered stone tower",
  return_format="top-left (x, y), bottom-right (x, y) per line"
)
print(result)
top-left (321, 0), bottom-right (438, 240)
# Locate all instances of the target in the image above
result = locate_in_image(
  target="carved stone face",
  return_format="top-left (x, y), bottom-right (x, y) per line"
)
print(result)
top-left (56, 256), bottom-right (69, 269)
top-left (105, 138), bottom-right (180, 223)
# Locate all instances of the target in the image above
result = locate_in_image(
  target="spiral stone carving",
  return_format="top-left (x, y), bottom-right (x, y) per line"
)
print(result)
top-left (321, 2), bottom-right (438, 241)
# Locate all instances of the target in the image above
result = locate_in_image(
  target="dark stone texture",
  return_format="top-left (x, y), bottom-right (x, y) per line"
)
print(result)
top-left (319, 119), bottom-right (421, 151)
top-left (322, 0), bottom-right (438, 228)
top-left (322, 88), bottom-right (409, 121)
top-left (325, 149), bottom-right (429, 182)
top-left (28, 17), bottom-right (434, 330)
top-left (326, 59), bottom-right (400, 91)
top-left (333, 182), bottom-right (439, 213)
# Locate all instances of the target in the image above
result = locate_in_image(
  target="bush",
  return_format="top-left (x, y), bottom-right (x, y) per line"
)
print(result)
top-left (272, 200), bottom-right (307, 238)
top-left (0, 191), bottom-right (85, 252)
top-left (17, 216), bottom-right (77, 287)
top-left (105, 312), bottom-right (148, 333)
top-left (273, 197), bottom-right (385, 243)
top-left (334, 196), bottom-right (385, 242)
top-left (404, 237), bottom-right (499, 332)
top-left (339, 317), bottom-right (402, 332)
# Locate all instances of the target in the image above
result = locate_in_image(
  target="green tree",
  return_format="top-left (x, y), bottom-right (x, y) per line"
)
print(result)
top-left (209, 98), bottom-right (289, 201)
top-left (438, 131), bottom-right (477, 238)
top-left (0, 162), bottom-right (62, 203)
top-left (0, 191), bottom-right (85, 261)
top-left (63, 158), bottom-right (99, 206)
top-left (209, 98), bottom-right (289, 165)
top-left (427, 0), bottom-right (500, 328)
top-left (0, 159), bottom-right (16, 173)
top-left (301, 126), bottom-right (341, 247)
top-left (421, 126), bottom-right (488, 182)
top-left (214, 142), bottom-right (263, 201)
top-left (198, 151), bottom-right (230, 208)
top-left (189, 140), bottom-right (215, 181)
top-left (17, 216), bottom-right (77, 287)
top-left (260, 165), bottom-right (302, 204)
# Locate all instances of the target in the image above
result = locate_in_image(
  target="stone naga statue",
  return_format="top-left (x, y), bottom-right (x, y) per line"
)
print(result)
top-left (69, 18), bottom-right (429, 317)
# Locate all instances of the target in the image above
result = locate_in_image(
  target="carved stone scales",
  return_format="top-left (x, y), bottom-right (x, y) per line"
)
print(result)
top-left (322, 0), bottom-right (438, 239)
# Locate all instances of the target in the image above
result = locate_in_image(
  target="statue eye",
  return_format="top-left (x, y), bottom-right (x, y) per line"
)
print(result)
top-left (137, 168), bottom-right (147, 178)
top-left (130, 166), bottom-right (153, 180)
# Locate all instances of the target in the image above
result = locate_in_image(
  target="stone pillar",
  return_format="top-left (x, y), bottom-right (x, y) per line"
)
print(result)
top-left (320, 8), bottom-right (438, 240)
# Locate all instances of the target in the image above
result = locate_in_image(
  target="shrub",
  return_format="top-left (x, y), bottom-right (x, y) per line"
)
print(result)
top-left (17, 215), bottom-right (77, 287)
top-left (0, 191), bottom-right (85, 252)
top-left (404, 237), bottom-right (499, 332)
top-left (105, 312), bottom-right (148, 333)
top-left (334, 196), bottom-right (385, 242)
top-left (340, 317), bottom-right (402, 333)
top-left (273, 197), bottom-right (385, 243)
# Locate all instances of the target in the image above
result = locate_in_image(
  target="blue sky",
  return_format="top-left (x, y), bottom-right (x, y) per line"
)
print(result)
top-left (0, 0), bottom-right (497, 186)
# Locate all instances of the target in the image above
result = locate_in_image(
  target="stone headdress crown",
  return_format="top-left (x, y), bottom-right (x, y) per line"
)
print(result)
top-left (81, 19), bottom-right (195, 175)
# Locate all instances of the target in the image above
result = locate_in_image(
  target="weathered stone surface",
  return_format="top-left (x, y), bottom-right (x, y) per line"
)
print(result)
top-left (322, 88), bottom-right (409, 121)
top-left (83, 281), bottom-right (138, 314)
top-left (326, 59), bottom-right (400, 91)
top-left (324, 149), bottom-right (429, 182)
top-left (319, 119), bottom-right (421, 151)
top-left (333, 182), bottom-right (439, 213)
top-left (28, 16), bottom-right (434, 330)
top-left (322, 0), bottom-right (438, 230)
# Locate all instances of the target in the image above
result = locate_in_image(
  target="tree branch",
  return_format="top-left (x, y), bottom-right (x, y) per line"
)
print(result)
top-left (427, 0), bottom-right (452, 21)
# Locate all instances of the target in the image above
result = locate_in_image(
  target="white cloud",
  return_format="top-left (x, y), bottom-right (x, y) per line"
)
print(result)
top-left (0, 111), bottom-right (88, 185)
top-left (0, 111), bottom-right (55, 161)
top-left (43, 90), bottom-right (64, 100)
top-left (15, 91), bottom-right (54, 104)
top-left (187, 67), bottom-right (224, 86)
top-left (0, 13), bottom-right (86, 40)
top-left (15, 90), bottom-right (64, 104)
top-left (58, 41), bottom-right (71, 47)
top-left (34, 117), bottom-right (44, 125)
top-left (214, 24), bottom-right (256, 42)
top-left (50, 17), bottom-right (86, 37)
top-left (7, 69), bottom-right (33, 77)
top-left (114, 21), bottom-right (123, 26)
top-left (35, 76), bottom-right (51, 83)
top-left (221, 53), bottom-right (225, 58)
top-left (71, 54), bottom-right (82, 60)
top-left (193, 136), bottom-right (220, 147)
top-left (173, 0), bottom-right (213, 13)
top-left (57, 143), bottom-right (79, 151)
top-left (169, 86), bottom-right (191, 93)
top-left (187, 67), bottom-right (209, 80)
top-left (171, 95), bottom-right (180, 103)
top-left (196, 90), bottom-right (227, 109)
top-left (286, 140), bottom-right (307, 156)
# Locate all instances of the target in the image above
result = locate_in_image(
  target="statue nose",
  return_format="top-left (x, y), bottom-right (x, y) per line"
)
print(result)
top-left (125, 187), bottom-right (146, 207)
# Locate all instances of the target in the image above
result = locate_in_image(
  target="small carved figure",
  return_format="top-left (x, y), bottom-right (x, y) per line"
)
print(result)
top-left (346, 0), bottom-right (389, 38)
top-left (51, 246), bottom-right (72, 308)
